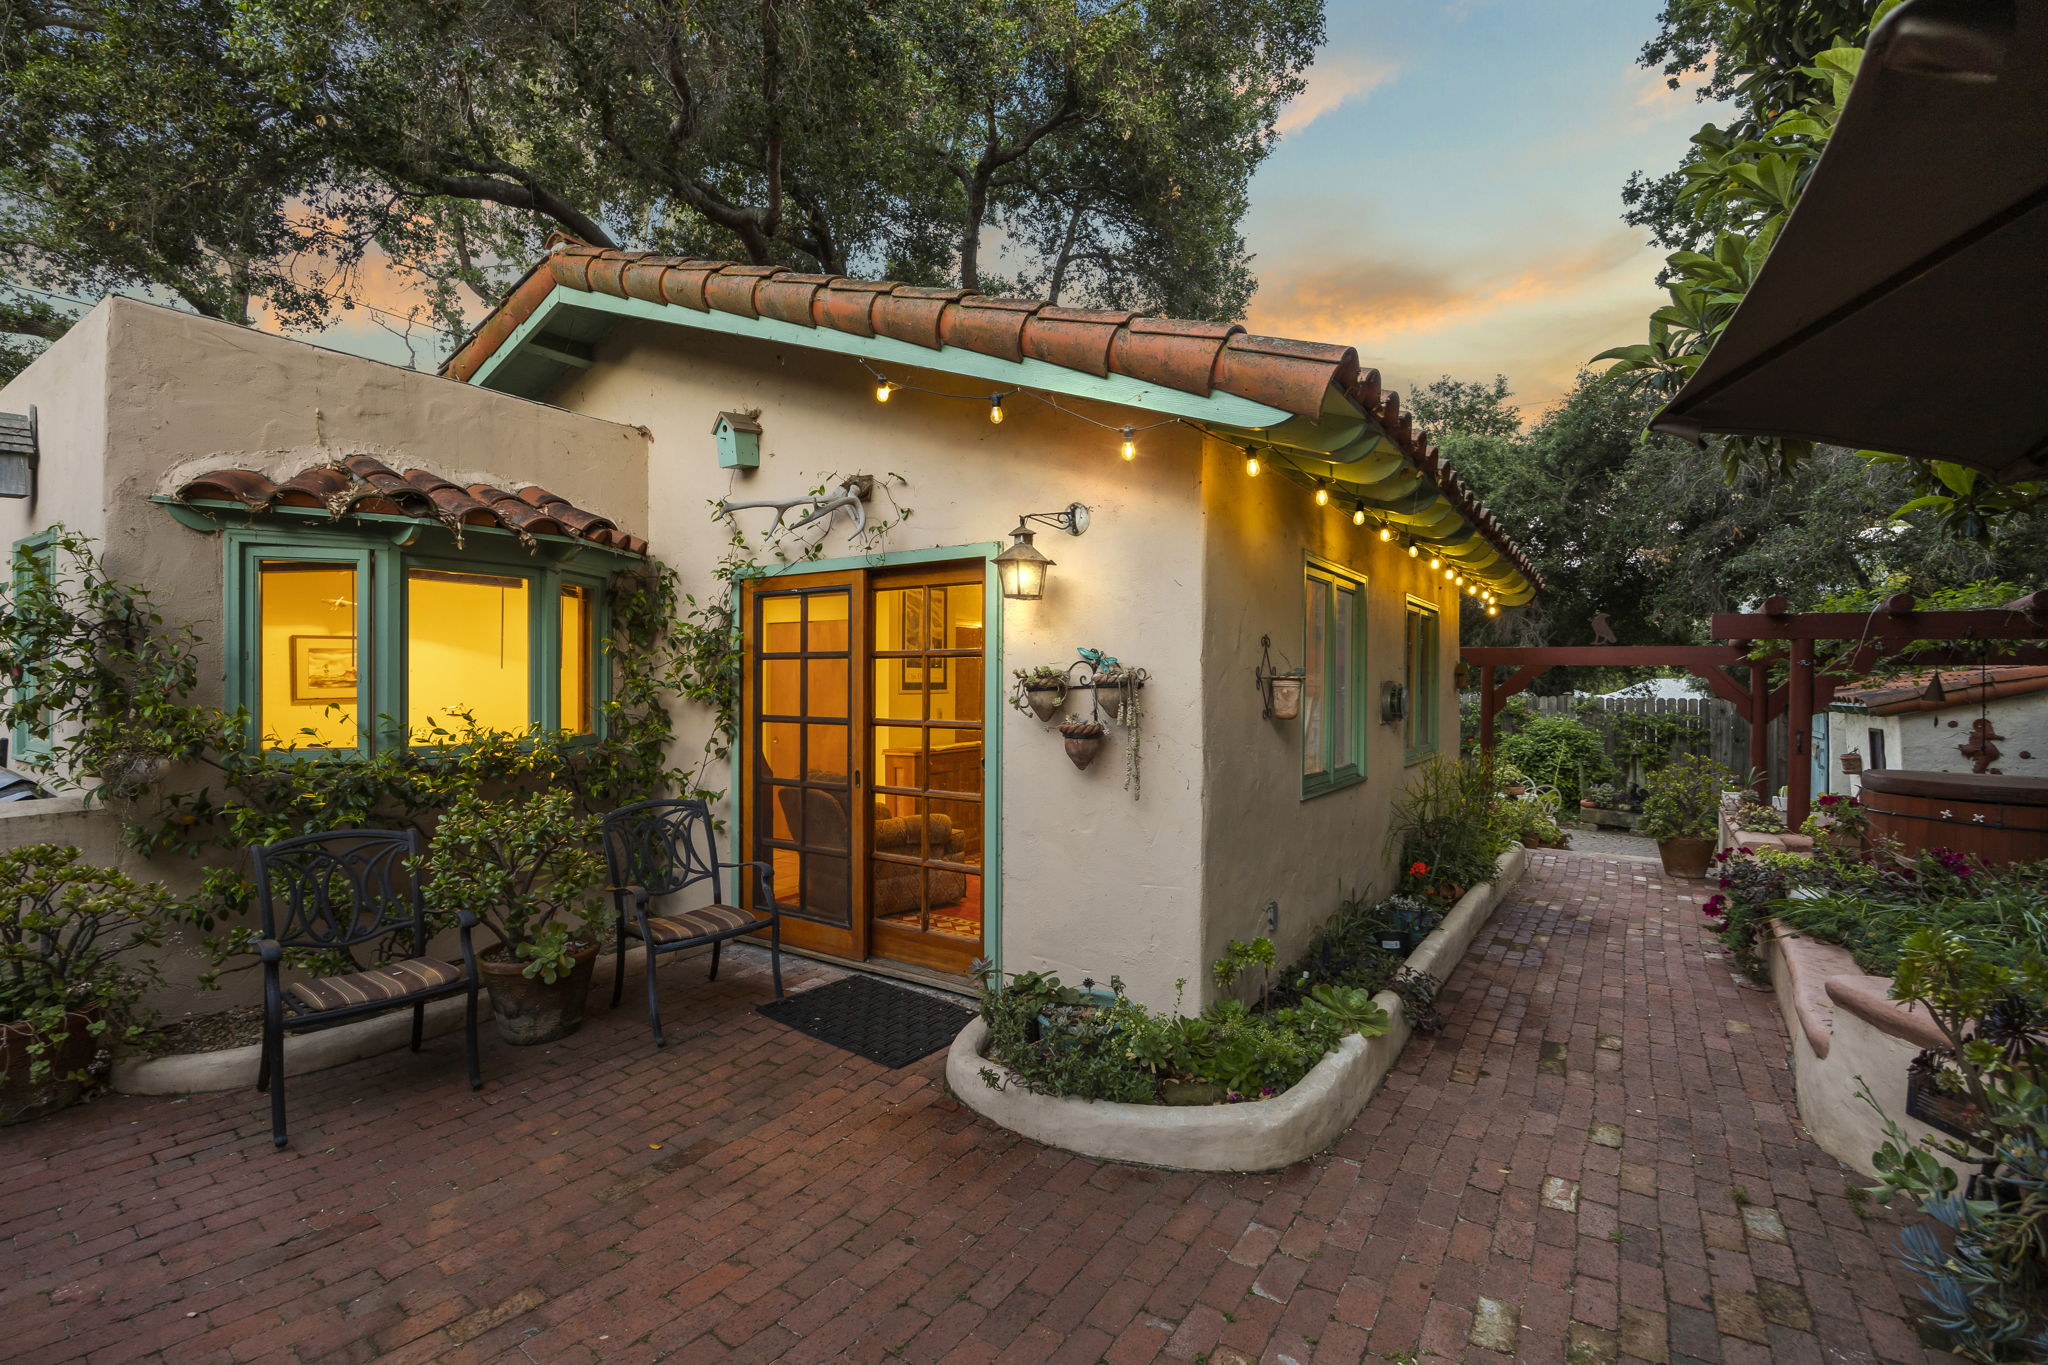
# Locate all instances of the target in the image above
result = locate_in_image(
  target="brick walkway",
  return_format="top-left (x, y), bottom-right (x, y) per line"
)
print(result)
top-left (2, 851), bottom-right (1956, 1365)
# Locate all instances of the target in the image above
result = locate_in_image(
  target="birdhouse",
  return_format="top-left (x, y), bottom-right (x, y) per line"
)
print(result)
top-left (0, 408), bottom-right (37, 500)
top-left (711, 411), bottom-right (762, 469)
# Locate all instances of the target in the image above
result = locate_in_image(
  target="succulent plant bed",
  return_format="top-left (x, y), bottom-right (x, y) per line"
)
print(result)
top-left (947, 847), bottom-right (1527, 1171)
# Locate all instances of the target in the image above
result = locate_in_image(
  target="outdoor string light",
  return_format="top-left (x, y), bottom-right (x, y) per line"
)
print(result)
top-left (856, 358), bottom-right (1521, 604)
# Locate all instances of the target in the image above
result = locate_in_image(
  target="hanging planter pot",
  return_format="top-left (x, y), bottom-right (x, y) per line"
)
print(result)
top-left (1021, 685), bottom-right (1066, 723)
top-left (1839, 752), bottom-right (1864, 775)
top-left (1059, 720), bottom-right (1106, 771)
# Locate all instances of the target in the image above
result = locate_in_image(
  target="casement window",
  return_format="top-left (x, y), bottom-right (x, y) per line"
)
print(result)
top-left (1302, 559), bottom-right (1367, 797)
top-left (7, 531), bottom-right (58, 765)
top-left (1404, 599), bottom-right (1441, 763)
top-left (227, 529), bottom-right (609, 756)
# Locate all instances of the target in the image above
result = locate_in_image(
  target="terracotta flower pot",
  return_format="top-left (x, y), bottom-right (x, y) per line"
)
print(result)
top-left (1, 1006), bottom-right (107, 1125)
top-left (1022, 685), bottom-right (1065, 723)
top-left (480, 940), bottom-right (598, 1046)
top-left (1656, 836), bottom-right (1716, 878)
top-left (1059, 722), bottom-right (1105, 771)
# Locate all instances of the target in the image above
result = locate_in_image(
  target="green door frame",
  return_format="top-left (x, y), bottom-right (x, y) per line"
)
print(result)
top-left (732, 541), bottom-right (1005, 976)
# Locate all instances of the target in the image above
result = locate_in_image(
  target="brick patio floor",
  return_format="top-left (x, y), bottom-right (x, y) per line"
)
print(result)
top-left (2, 850), bottom-right (1958, 1365)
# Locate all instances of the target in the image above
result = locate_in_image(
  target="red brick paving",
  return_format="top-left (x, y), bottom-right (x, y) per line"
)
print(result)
top-left (2, 851), bottom-right (1957, 1364)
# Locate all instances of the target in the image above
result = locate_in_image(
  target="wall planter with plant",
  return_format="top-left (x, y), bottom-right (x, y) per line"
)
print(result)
top-left (1, 845), bottom-right (179, 1123)
top-left (1641, 754), bottom-right (1734, 877)
top-left (1010, 665), bottom-right (1069, 723)
top-left (421, 790), bottom-right (608, 1046)
top-left (1058, 719), bottom-right (1105, 771)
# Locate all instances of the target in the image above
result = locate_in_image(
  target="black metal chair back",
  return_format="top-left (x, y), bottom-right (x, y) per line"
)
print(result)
top-left (601, 799), bottom-right (722, 906)
top-left (252, 828), bottom-right (428, 956)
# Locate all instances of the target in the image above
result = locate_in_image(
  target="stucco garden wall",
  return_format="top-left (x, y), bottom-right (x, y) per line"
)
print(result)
top-left (1821, 695), bottom-right (2048, 799)
top-left (1195, 441), bottom-right (1465, 993)
top-left (0, 299), bottom-right (648, 1016)
top-left (548, 321), bottom-right (1214, 1008)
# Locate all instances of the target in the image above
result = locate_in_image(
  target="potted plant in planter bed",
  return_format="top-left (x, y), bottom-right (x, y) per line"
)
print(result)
top-left (421, 789), bottom-right (606, 1045)
top-left (1640, 754), bottom-right (1732, 877)
top-left (1, 844), bottom-right (179, 1123)
top-left (1010, 665), bottom-right (1069, 723)
top-left (1799, 793), bottom-right (1869, 857)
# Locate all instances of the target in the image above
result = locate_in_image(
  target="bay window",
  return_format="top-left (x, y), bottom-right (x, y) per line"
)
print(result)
top-left (230, 528), bottom-right (608, 755)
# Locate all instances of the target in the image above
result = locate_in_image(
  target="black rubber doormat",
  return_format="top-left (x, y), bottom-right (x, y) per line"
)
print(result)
top-left (757, 975), bottom-right (974, 1069)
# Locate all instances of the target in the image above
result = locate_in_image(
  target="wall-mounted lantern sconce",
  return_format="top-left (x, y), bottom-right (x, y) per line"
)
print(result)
top-left (1380, 680), bottom-right (1411, 725)
top-left (1255, 635), bottom-right (1305, 720)
top-left (994, 503), bottom-right (1090, 600)
top-left (0, 407), bottom-right (38, 500)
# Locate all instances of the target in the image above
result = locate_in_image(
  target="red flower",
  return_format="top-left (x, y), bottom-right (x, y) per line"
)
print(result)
top-left (1409, 861), bottom-right (1429, 877)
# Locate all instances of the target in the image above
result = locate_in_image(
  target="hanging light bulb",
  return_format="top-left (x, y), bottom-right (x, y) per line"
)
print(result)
top-left (1428, 555), bottom-right (1441, 570)
top-left (988, 395), bottom-right (1006, 424)
top-left (1407, 543), bottom-right (1419, 559)
top-left (1378, 526), bottom-right (1393, 542)
top-left (1487, 604), bottom-right (1499, 616)
top-left (1352, 505), bottom-right (1367, 527)
top-left (1120, 429), bottom-right (1136, 461)
top-left (1454, 573), bottom-right (1465, 586)
top-left (875, 379), bottom-right (895, 403)
top-left (1315, 484), bottom-right (1330, 507)
top-left (1443, 566), bottom-right (1455, 580)
top-left (1245, 452), bottom-right (1261, 477)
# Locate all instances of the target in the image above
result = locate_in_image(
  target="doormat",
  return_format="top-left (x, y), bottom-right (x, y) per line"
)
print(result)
top-left (757, 975), bottom-right (975, 1069)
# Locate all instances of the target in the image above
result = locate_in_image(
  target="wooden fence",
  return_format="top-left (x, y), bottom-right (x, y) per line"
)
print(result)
top-left (1497, 694), bottom-right (1788, 793)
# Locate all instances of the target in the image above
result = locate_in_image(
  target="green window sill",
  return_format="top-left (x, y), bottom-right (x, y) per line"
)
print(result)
top-left (1301, 769), bottom-right (1366, 801)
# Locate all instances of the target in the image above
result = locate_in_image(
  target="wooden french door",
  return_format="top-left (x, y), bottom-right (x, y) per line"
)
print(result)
top-left (742, 562), bottom-right (986, 974)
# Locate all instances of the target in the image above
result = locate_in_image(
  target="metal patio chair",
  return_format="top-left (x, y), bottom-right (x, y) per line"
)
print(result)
top-left (600, 798), bottom-right (783, 1046)
top-left (251, 828), bottom-right (482, 1149)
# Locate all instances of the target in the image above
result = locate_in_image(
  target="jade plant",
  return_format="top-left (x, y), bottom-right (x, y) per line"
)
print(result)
top-left (2, 845), bottom-right (180, 1108)
top-left (418, 790), bottom-right (606, 983)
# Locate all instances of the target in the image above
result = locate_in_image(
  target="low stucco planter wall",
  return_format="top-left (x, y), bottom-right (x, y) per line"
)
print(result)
top-left (1766, 922), bottom-right (1970, 1182)
top-left (1717, 810), bottom-right (1814, 859)
top-left (110, 941), bottom-right (685, 1095)
top-left (947, 846), bottom-right (1528, 1172)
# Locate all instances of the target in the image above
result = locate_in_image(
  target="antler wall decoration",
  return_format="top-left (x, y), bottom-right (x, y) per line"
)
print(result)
top-left (716, 475), bottom-right (875, 539)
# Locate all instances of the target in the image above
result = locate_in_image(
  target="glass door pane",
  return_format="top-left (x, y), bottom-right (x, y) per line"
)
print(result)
top-left (753, 585), bottom-right (855, 929)
top-left (869, 570), bottom-right (984, 971)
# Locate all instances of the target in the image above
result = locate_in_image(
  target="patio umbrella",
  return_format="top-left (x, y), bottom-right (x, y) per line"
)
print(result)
top-left (1650, 0), bottom-right (2048, 484)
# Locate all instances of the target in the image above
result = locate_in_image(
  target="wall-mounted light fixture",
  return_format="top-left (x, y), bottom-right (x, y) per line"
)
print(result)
top-left (1255, 635), bottom-right (1305, 720)
top-left (994, 503), bottom-right (1090, 600)
top-left (0, 407), bottom-right (38, 501)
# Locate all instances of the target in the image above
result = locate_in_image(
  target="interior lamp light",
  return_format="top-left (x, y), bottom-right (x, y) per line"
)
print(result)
top-left (1120, 429), bottom-right (1136, 461)
top-left (988, 395), bottom-right (1006, 425)
top-left (994, 503), bottom-right (1091, 601)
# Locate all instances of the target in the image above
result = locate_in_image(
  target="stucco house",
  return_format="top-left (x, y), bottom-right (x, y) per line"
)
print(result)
top-left (1819, 665), bottom-right (2048, 798)
top-left (2, 242), bottom-right (1538, 1010)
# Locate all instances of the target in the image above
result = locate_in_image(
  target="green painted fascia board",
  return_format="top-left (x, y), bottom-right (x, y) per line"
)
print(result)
top-left (471, 289), bottom-right (1296, 431)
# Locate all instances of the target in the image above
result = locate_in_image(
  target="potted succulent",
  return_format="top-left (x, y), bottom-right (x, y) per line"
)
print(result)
top-left (1, 844), bottom-right (178, 1123)
top-left (1640, 755), bottom-right (1732, 877)
top-left (1059, 717), bottom-right (1106, 771)
top-left (421, 789), bottom-right (606, 1045)
top-left (1011, 664), bottom-right (1069, 723)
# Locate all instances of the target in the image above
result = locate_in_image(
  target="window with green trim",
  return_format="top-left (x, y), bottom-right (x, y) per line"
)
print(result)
top-left (1404, 599), bottom-right (1440, 763)
top-left (227, 527), bottom-right (610, 755)
top-left (1302, 559), bottom-right (1367, 797)
top-left (8, 531), bottom-right (58, 766)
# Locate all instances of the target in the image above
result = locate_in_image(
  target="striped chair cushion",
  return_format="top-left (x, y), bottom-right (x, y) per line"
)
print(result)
top-left (287, 957), bottom-right (464, 1014)
top-left (629, 904), bottom-right (758, 945)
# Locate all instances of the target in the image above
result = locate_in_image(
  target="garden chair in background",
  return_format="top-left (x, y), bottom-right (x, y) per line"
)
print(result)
top-left (250, 828), bottom-right (482, 1149)
top-left (600, 798), bottom-right (784, 1046)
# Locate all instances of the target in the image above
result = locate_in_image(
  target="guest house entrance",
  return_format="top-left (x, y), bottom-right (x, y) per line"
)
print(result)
top-left (740, 560), bottom-right (988, 976)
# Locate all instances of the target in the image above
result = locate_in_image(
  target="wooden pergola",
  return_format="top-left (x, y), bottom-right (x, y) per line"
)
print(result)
top-left (1467, 593), bottom-right (2048, 829)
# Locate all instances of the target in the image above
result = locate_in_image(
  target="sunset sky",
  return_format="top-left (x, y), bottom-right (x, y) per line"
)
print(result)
top-left (301, 1), bottom-right (1728, 426)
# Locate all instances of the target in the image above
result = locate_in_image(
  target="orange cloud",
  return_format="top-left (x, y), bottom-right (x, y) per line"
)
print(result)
top-left (1275, 53), bottom-right (1399, 136)
top-left (1248, 229), bottom-right (1647, 344)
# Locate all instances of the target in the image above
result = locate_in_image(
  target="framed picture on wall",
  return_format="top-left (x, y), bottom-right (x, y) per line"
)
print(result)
top-left (289, 635), bottom-right (359, 705)
top-left (899, 587), bottom-right (949, 691)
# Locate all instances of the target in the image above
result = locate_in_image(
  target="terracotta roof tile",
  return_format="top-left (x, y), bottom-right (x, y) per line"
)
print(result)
top-left (439, 240), bottom-right (1537, 590)
top-left (170, 459), bottom-right (641, 555)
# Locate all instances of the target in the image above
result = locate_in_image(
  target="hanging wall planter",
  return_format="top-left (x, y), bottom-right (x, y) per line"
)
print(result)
top-left (1010, 666), bottom-right (1070, 723)
top-left (1060, 720), bottom-right (1106, 771)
